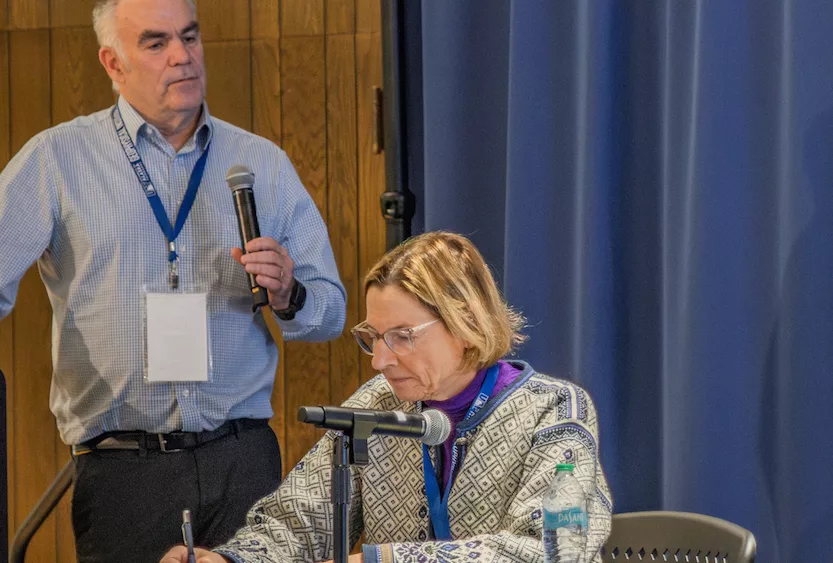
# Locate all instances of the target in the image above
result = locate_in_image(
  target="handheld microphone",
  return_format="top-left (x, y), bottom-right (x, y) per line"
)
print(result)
top-left (298, 406), bottom-right (452, 446)
top-left (226, 165), bottom-right (270, 312)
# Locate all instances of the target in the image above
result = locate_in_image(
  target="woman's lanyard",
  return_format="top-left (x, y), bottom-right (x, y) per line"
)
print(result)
top-left (112, 106), bottom-right (211, 289)
top-left (422, 363), bottom-right (499, 540)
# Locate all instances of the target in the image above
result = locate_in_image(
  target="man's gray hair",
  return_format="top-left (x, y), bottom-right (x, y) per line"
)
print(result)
top-left (93, 0), bottom-right (197, 91)
top-left (93, 0), bottom-right (197, 56)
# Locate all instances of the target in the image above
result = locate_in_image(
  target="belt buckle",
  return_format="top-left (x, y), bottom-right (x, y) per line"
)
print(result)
top-left (157, 434), bottom-right (184, 453)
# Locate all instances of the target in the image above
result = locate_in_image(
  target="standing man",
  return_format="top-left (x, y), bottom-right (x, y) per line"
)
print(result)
top-left (0, 0), bottom-right (346, 561)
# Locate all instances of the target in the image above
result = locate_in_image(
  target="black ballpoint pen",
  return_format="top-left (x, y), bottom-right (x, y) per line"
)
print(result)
top-left (181, 509), bottom-right (197, 563)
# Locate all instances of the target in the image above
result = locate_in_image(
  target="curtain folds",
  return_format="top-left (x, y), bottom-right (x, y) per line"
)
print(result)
top-left (408, 1), bottom-right (833, 561)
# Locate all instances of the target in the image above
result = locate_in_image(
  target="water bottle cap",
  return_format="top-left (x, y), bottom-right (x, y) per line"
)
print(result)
top-left (556, 463), bottom-right (575, 472)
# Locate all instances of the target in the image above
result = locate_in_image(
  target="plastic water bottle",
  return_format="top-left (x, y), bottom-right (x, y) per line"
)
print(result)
top-left (543, 463), bottom-right (588, 563)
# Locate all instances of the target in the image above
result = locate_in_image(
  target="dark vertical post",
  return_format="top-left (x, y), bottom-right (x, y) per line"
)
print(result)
top-left (380, 0), bottom-right (415, 250)
top-left (0, 370), bottom-right (6, 560)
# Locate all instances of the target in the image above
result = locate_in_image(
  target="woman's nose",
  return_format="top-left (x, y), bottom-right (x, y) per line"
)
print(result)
top-left (371, 339), bottom-right (397, 371)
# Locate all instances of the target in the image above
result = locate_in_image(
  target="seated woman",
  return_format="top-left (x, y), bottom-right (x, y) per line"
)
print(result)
top-left (162, 231), bottom-right (612, 563)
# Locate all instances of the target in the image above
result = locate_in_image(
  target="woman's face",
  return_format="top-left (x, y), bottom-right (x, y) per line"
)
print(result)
top-left (365, 285), bottom-right (474, 402)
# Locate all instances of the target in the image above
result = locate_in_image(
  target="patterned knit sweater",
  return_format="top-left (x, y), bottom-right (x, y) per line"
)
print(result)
top-left (215, 361), bottom-right (613, 563)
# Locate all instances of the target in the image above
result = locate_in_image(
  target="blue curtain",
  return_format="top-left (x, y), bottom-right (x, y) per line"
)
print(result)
top-left (405, 1), bottom-right (833, 561)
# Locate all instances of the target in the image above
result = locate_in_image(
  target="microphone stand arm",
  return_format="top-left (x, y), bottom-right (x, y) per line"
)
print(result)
top-left (332, 412), bottom-right (376, 563)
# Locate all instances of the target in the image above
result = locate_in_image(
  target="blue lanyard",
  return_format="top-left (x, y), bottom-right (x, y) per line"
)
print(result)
top-left (422, 363), bottom-right (499, 540)
top-left (112, 106), bottom-right (210, 289)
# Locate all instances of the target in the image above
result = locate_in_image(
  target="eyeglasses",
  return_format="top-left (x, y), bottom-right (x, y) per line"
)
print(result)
top-left (351, 319), bottom-right (440, 356)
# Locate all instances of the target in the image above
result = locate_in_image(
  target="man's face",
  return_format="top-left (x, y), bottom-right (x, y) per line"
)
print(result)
top-left (107, 0), bottom-right (206, 124)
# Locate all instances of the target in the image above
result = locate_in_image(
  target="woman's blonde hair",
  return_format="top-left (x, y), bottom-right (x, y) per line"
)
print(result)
top-left (364, 231), bottom-right (526, 372)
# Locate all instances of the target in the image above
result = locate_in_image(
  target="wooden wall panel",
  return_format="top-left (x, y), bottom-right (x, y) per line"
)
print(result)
top-left (251, 0), bottom-right (280, 40)
top-left (8, 0), bottom-right (47, 30)
top-left (326, 33), bottom-right (360, 406)
top-left (50, 0), bottom-right (96, 28)
top-left (356, 11), bottom-right (385, 383)
top-left (9, 30), bottom-right (49, 149)
top-left (281, 0), bottom-right (323, 37)
top-left (50, 27), bottom-right (113, 123)
top-left (204, 40), bottom-right (253, 130)
top-left (1, 1), bottom-right (386, 557)
top-left (252, 38), bottom-right (281, 145)
top-left (356, 0), bottom-right (381, 35)
top-left (280, 34), bottom-right (331, 470)
top-left (327, 0), bottom-right (355, 35)
top-left (0, 32), bottom-right (9, 166)
top-left (197, 0), bottom-right (250, 42)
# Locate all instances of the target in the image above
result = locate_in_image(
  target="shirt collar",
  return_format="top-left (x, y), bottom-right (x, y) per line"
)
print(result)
top-left (116, 96), bottom-right (213, 152)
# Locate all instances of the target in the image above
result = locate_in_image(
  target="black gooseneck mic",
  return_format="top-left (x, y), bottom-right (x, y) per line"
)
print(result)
top-left (226, 165), bottom-right (270, 312)
top-left (298, 406), bottom-right (452, 446)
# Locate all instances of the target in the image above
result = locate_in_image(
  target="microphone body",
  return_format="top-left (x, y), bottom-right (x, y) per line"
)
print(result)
top-left (298, 406), bottom-right (451, 446)
top-left (226, 165), bottom-right (270, 311)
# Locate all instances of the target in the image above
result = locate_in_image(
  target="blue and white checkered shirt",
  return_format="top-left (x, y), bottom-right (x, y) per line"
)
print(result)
top-left (0, 97), bottom-right (346, 445)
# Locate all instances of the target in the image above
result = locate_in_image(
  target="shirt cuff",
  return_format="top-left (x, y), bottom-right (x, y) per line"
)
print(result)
top-left (271, 282), bottom-right (316, 332)
top-left (362, 544), bottom-right (381, 563)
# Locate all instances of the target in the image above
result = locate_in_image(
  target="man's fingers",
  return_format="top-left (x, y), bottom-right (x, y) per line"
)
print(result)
top-left (245, 262), bottom-right (282, 280)
top-left (244, 237), bottom-right (284, 254)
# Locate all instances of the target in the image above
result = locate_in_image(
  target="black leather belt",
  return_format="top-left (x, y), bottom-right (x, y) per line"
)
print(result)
top-left (72, 418), bottom-right (269, 455)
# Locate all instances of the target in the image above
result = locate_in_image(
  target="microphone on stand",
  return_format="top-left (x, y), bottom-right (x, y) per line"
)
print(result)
top-left (226, 165), bottom-right (270, 312)
top-left (298, 406), bottom-right (452, 446)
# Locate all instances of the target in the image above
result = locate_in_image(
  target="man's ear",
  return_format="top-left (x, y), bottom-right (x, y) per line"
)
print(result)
top-left (99, 47), bottom-right (127, 84)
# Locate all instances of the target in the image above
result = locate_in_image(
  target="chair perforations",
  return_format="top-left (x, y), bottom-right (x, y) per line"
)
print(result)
top-left (601, 545), bottom-right (741, 563)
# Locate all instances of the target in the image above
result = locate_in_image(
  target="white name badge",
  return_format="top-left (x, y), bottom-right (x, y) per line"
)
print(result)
top-left (145, 292), bottom-right (209, 382)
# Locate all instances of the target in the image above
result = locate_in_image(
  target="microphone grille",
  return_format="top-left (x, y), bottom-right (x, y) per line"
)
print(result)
top-left (421, 409), bottom-right (451, 446)
top-left (225, 165), bottom-right (255, 191)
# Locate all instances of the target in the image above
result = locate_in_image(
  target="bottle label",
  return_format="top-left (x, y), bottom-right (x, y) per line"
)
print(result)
top-left (544, 507), bottom-right (587, 529)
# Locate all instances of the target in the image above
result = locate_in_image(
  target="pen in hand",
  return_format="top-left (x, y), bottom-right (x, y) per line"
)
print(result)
top-left (181, 509), bottom-right (197, 563)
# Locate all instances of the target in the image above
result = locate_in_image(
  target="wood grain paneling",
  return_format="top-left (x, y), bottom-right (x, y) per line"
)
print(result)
top-left (8, 0), bottom-right (48, 30)
top-left (1, 2), bottom-right (385, 557)
top-left (281, 36), bottom-right (327, 210)
top-left (326, 34), bottom-right (360, 405)
top-left (10, 30), bottom-right (50, 149)
top-left (356, 29), bottom-right (386, 383)
top-left (356, 0), bottom-right (381, 35)
top-left (281, 0), bottom-right (324, 37)
top-left (252, 38), bottom-right (281, 145)
top-left (204, 40), bottom-right (253, 130)
top-left (280, 34), bottom-right (331, 469)
top-left (197, 0), bottom-right (250, 42)
top-left (50, 27), bottom-right (113, 123)
top-left (327, 0), bottom-right (355, 36)
top-left (251, 0), bottom-right (280, 40)
top-left (50, 0), bottom-right (96, 28)
top-left (0, 32), bottom-right (9, 166)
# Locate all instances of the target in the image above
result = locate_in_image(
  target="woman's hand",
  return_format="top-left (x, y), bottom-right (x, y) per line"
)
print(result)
top-left (159, 545), bottom-right (230, 563)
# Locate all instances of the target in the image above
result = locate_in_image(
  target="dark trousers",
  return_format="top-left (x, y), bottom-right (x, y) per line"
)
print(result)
top-left (71, 423), bottom-right (282, 563)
